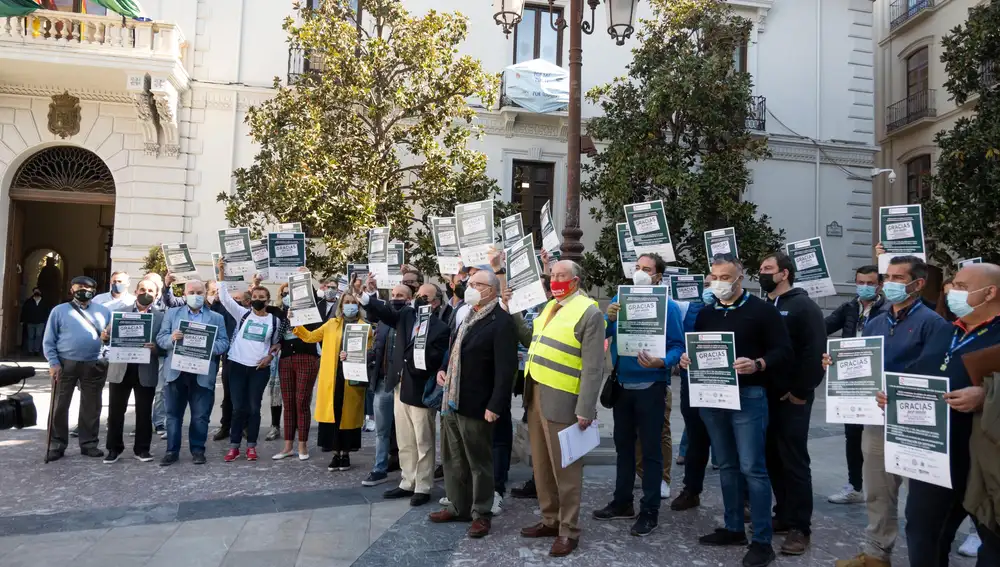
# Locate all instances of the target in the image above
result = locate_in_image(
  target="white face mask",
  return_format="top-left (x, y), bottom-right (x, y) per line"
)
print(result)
top-left (710, 280), bottom-right (736, 301)
top-left (463, 287), bottom-right (482, 307)
top-left (632, 270), bottom-right (653, 286)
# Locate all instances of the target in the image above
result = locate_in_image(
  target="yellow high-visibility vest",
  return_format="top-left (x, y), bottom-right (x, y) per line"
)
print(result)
top-left (525, 294), bottom-right (600, 395)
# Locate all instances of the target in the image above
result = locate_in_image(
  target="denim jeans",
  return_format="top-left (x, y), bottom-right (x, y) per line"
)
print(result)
top-left (679, 428), bottom-right (688, 458)
top-left (700, 385), bottom-right (771, 544)
top-left (365, 386), bottom-right (375, 417)
top-left (613, 381), bottom-right (666, 515)
top-left (165, 372), bottom-right (215, 455)
top-left (228, 361), bottom-right (271, 448)
top-left (26, 323), bottom-right (44, 354)
top-left (372, 387), bottom-right (395, 474)
top-left (680, 373), bottom-right (713, 494)
top-left (492, 406), bottom-right (513, 496)
top-left (151, 358), bottom-right (167, 430)
top-left (766, 395), bottom-right (814, 534)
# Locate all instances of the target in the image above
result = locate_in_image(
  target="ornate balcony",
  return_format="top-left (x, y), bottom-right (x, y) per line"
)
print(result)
top-left (889, 0), bottom-right (934, 31)
top-left (287, 48), bottom-right (327, 85)
top-left (886, 89), bottom-right (936, 134)
top-left (746, 95), bottom-right (766, 132)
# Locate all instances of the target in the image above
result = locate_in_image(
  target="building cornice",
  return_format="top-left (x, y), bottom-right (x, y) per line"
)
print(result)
top-left (0, 83), bottom-right (133, 104)
top-left (768, 136), bottom-right (878, 168)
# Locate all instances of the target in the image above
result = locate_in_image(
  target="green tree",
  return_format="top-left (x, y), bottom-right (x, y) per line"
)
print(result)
top-left (221, 0), bottom-right (501, 277)
top-left (924, 0), bottom-right (1000, 265)
top-left (139, 245), bottom-right (182, 296)
top-left (581, 0), bottom-right (784, 293)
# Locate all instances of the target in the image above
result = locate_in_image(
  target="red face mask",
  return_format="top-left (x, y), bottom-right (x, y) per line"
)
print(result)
top-left (550, 278), bottom-right (574, 299)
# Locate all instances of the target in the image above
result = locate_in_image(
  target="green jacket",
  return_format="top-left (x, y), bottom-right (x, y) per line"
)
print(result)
top-left (965, 373), bottom-right (1000, 536)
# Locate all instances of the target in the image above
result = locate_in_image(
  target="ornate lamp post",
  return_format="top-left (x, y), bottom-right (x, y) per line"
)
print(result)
top-left (492, 0), bottom-right (639, 263)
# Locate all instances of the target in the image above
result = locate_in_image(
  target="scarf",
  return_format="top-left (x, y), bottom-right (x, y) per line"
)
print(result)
top-left (442, 297), bottom-right (499, 414)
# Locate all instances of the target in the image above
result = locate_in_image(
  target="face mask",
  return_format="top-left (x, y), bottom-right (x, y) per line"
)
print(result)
top-left (701, 287), bottom-right (715, 304)
top-left (282, 295), bottom-right (290, 307)
top-left (251, 299), bottom-right (267, 311)
top-left (342, 304), bottom-right (359, 318)
top-left (710, 280), bottom-right (736, 301)
top-left (74, 289), bottom-right (94, 302)
top-left (549, 279), bottom-right (574, 300)
top-left (404, 283), bottom-right (419, 294)
top-left (758, 273), bottom-right (779, 294)
top-left (390, 299), bottom-right (407, 310)
top-left (414, 296), bottom-right (429, 308)
top-left (453, 282), bottom-right (466, 301)
top-left (632, 270), bottom-right (653, 286)
top-left (324, 289), bottom-right (337, 301)
top-left (856, 284), bottom-right (877, 301)
top-left (882, 281), bottom-right (912, 305)
top-left (947, 287), bottom-right (991, 319)
top-left (445, 286), bottom-right (454, 300)
top-left (111, 282), bottom-right (125, 294)
top-left (463, 287), bottom-right (482, 306)
top-left (137, 293), bottom-right (155, 307)
top-left (33, 292), bottom-right (41, 298)
top-left (186, 294), bottom-right (205, 309)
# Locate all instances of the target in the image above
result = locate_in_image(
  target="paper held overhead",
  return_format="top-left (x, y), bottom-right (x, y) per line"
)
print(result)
top-left (502, 59), bottom-right (569, 114)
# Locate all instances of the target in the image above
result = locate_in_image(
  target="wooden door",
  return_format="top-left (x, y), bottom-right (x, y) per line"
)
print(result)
top-left (2, 200), bottom-right (24, 356)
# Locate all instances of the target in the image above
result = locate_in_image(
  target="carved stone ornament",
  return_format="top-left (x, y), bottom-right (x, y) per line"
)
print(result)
top-left (48, 91), bottom-right (82, 139)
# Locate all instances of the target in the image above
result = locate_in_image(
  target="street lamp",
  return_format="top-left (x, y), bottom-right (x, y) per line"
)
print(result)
top-left (493, 0), bottom-right (640, 263)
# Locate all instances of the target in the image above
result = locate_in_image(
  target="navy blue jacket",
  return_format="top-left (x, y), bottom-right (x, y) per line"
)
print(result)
top-left (862, 300), bottom-right (952, 374)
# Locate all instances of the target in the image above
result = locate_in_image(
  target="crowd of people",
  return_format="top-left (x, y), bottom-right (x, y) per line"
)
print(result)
top-left (35, 241), bottom-right (1000, 567)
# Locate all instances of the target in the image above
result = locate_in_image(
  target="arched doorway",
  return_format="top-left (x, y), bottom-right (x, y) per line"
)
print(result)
top-left (2, 146), bottom-right (115, 356)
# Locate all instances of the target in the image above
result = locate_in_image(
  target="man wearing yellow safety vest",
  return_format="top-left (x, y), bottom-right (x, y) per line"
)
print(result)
top-left (518, 260), bottom-right (607, 558)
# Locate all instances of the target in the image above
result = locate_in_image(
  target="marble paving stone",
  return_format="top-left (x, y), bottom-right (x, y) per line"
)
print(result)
top-left (72, 553), bottom-right (156, 567)
top-left (220, 549), bottom-right (299, 567)
top-left (298, 531), bottom-right (371, 562)
top-left (0, 535), bottom-right (24, 559)
top-left (369, 499), bottom-right (412, 543)
top-left (144, 535), bottom-right (231, 567)
top-left (2, 534), bottom-right (101, 567)
top-left (171, 516), bottom-right (247, 541)
top-left (306, 504), bottom-right (372, 534)
top-left (230, 511), bottom-right (310, 552)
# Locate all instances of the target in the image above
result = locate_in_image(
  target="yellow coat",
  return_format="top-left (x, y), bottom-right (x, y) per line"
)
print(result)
top-left (293, 317), bottom-right (371, 429)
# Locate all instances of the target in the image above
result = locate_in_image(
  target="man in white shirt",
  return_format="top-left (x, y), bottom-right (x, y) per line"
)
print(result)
top-left (93, 271), bottom-right (136, 313)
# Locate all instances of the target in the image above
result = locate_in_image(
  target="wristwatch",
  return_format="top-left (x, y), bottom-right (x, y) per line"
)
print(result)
top-left (495, 267), bottom-right (507, 275)
top-left (754, 359), bottom-right (764, 372)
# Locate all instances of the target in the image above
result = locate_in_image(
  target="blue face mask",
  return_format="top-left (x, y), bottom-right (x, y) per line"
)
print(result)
top-left (282, 295), bottom-right (290, 307)
top-left (186, 294), bottom-right (205, 309)
top-left (882, 281), bottom-right (912, 305)
top-left (701, 287), bottom-right (715, 304)
top-left (856, 284), bottom-right (877, 301)
top-left (111, 282), bottom-right (125, 294)
top-left (342, 304), bottom-right (359, 318)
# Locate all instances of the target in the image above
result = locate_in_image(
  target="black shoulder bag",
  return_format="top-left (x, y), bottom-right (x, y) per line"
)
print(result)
top-left (70, 302), bottom-right (109, 374)
top-left (599, 357), bottom-right (622, 409)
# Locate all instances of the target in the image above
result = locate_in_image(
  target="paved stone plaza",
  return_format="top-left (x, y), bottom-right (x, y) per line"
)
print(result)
top-left (0, 366), bottom-right (977, 567)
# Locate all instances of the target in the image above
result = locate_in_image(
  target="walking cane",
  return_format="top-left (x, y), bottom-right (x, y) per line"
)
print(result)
top-left (44, 369), bottom-right (57, 464)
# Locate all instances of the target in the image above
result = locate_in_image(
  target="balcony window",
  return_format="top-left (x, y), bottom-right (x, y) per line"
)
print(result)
top-left (906, 155), bottom-right (932, 204)
top-left (733, 38), bottom-right (748, 74)
top-left (906, 47), bottom-right (929, 99)
top-left (514, 4), bottom-right (563, 66)
top-left (512, 160), bottom-right (555, 246)
top-left (40, 0), bottom-right (107, 15)
top-left (890, 0), bottom-right (934, 30)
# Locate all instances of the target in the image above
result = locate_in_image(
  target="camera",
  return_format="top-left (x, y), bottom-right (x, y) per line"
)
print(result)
top-left (0, 365), bottom-right (37, 430)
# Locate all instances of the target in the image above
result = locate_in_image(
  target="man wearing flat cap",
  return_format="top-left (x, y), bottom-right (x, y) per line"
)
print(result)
top-left (43, 275), bottom-right (112, 461)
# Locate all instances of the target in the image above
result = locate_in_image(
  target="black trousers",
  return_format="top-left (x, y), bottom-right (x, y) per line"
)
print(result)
top-left (51, 359), bottom-right (105, 452)
top-left (905, 479), bottom-right (968, 567)
top-left (613, 381), bottom-right (667, 515)
top-left (107, 367), bottom-right (155, 455)
top-left (492, 406), bottom-right (513, 496)
top-left (975, 521), bottom-right (1000, 567)
top-left (844, 423), bottom-right (864, 491)
top-left (679, 374), bottom-right (711, 494)
top-left (766, 396), bottom-right (814, 535)
top-left (219, 354), bottom-right (232, 431)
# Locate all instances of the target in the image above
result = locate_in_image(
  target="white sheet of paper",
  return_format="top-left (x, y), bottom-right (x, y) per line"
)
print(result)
top-left (558, 420), bottom-right (601, 468)
top-left (794, 251), bottom-right (820, 271)
top-left (632, 216), bottom-right (659, 235)
top-left (885, 221), bottom-right (915, 240)
top-left (837, 356), bottom-right (872, 380)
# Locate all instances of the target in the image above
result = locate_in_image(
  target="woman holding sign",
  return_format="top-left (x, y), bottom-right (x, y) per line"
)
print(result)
top-left (290, 293), bottom-right (371, 472)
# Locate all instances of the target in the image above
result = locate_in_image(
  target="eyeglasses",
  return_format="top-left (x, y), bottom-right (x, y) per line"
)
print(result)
top-left (469, 281), bottom-right (491, 290)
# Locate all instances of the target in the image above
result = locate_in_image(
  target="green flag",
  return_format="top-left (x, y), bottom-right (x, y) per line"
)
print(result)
top-left (0, 0), bottom-right (41, 18)
top-left (92, 0), bottom-right (144, 18)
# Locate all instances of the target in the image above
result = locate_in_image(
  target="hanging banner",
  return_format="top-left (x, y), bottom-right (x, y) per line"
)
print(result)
top-left (161, 243), bottom-right (199, 282)
top-left (616, 285), bottom-right (668, 358)
top-left (884, 372), bottom-right (951, 489)
top-left (342, 323), bottom-right (371, 382)
top-left (879, 205), bottom-right (926, 273)
top-left (108, 312), bottom-right (153, 364)
top-left (506, 234), bottom-right (547, 313)
top-left (385, 241), bottom-right (405, 289)
top-left (669, 275), bottom-right (705, 303)
top-left (624, 200), bottom-right (675, 262)
top-left (413, 305), bottom-right (432, 370)
top-left (704, 227), bottom-right (739, 266)
top-left (540, 200), bottom-right (561, 254)
top-left (686, 332), bottom-right (740, 410)
top-left (368, 227), bottom-right (391, 283)
top-left (268, 232), bottom-right (306, 282)
top-left (431, 217), bottom-right (462, 276)
top-left (826, 336), bottom-right (885, 426)
top-left (171, 321), bottom-right (219, 376)
top-left (785, 237), bottom-right (836, 298)
top-left (501, 213), bottom-right (525, 251)
top-left (455, 200), bottom-right (495, 266)
top-left (287, 271), bottom-right (321, 326)
top-left (617, 222), bottom-right (638, 279)
top-left (250, 238), bottom-right (269, 282)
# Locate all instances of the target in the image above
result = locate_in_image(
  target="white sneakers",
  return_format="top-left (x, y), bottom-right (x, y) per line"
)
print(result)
top-left (439, 496), bottom-right (452, 506)
top-left (959, 532), bottom-right (981, 557)
top-left (828, 484), bottom-right (865, 504)
top-left (660, 480), bottom-right (671, 500)
top-left (272, 451), bottom-right (295, 460)
top-left (492, 492), bottom-right (504, 515)
top-left (363, 417), bottom-right (376, 432)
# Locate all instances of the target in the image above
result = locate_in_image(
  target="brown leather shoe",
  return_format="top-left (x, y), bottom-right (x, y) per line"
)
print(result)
top-left (467, 517), bottom-right (491, 538)
top-left (428, 509), bottom-right (469, 524)
top-left (780, 529), bottom-right (810, 555)
top-left (549, 536), bottom-right (578, 557)
top-left (520, 522), bottom-right (560, 538)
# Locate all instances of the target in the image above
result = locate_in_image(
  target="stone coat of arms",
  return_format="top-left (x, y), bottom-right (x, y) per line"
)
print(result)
top-left (48, 92), bottom-right (82, 139)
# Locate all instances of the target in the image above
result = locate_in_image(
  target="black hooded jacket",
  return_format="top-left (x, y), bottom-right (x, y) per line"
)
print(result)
top-left (770, 287), bottom-right (827, 400)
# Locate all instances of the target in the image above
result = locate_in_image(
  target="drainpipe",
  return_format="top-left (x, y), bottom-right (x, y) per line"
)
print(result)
top-left (815, 0), bottom-right (822, 237)
top-left (229, 0), bottom-right (247, 185)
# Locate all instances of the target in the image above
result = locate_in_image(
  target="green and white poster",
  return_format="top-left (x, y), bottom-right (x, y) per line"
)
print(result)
top-left (431, 217), bottom-right (462, 275)
top-left (959, 257), bottom-right (983, 269)
top-left (288, 271), bottom-right (321, 327)
top-left (276, 222), bottom-right (302, 233)
top-left (826, 337), bottom-right (884, 425)
top-left (685, 332), bottom-right (739, 410)
top-left (268, 232), bottom-right (306, 282)
top-left (108, 312), bottom-right (153, 364)
top-left (218, 227), bottom-right (254, 289)
top-left (213, 252), bottom-right (244, 293)
top-left (455, 200), bottom-right (495, 265)
top-left (670, 275), bottom-right (705, 303)
top-left (616, 285), bottom-right (668, 358)
top-left (368, 227), bottom-right (390, 283)
top-left (884, 372), bottom-right (951, 489)
top-left (250, 238), bottom-right (269, 282)
top-left (347, 263), bottom-right (368, 287)
top-left (540, 200), bottom-right (561, 254)
top-left (879, 205), bottom-right (926, 273)
top-left (385, 241), bottom-right (405, 289)
top-left (617, 222), bottom-right (638, 279)
top-left (624, 200), bottom-right (675, 262)
top-left (704, 227), bottom-right (738, 266)
top-left (785, 237), bottom-right (836, 298)
top-left (161, 243), bottom-right (199, 282)
top-left (506, 234), bottom-right (547, 313)
top-left (413, 305), bottom-right (432, 370)
top-left (342, 323), bottom-right (370, 382)
top-left (664, 266), bottom-right (689, 277)
top-left (501, 213), bottom-right (525, 251)
top-left (171, 320), bottom-right (219, 376)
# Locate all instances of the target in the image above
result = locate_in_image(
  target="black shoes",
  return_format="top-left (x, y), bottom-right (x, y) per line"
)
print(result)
top-left (81, 447), bottom-right (104, 458)
top-left (362, 472), bottom-right (389, 486)
top-left (46, 450), bottom-right (64, 462)
top-left (670, 489), bottom-right (701, 511)
top-left (630, 513), bottom-right (658, 537)
top-left (192, 452), bottom-right (207, 465)
top-left (592, 502), bottom-right (637, 521)
top-left (434, 464), bottom-right (444, 480)
top-left (410, 493), bottom-right (430, 507)
top-left (212, 428), bottom-right (230, 442)
top-left (159, 452), bottom-right (179, 467)
top-left (134, 451), bottom-right (154, 462)
top-left (743, 541), bottom-right (776, 567)
top-left (510, 479), bottom-right (538, 499)
top-left (699, 528), bottom-right (749, 546)
top-left (383, 487), bottom-right (414, 500)
top-left (327, 454), bottom-right (352, 471)
top-left (102, 450), bottom-right (121, 464)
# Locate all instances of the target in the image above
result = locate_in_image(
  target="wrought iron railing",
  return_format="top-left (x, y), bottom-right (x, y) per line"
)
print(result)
top-left (983, 62), bottom-right (997, 89)
top-left (746, 95), bottom-right (766, 131)
top-left (889, 0), bottom-right (934, 30)
top-left (886, 89), bottom-right (936, 133)
top-left (287, 48), bottom-right (326, 85)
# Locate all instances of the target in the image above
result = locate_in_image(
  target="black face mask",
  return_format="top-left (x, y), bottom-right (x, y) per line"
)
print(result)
top-left (251, 299), bottom-right (268, 311)
top-left (74, 289), bottom-right (94, 302)
top-left (758, 273), bottom-right (779, 294)
top-left (445, 286), bottom-right (454, 300)
top-left (453, 282), bottom-right (466, 301)
top-left (137, 293), bottom-right (155, 307)
top-left (390, 299), bottom-right (408, 310)
top-left (414, 296), bottom-right (429, 309)
top-left (33, 292), bottom-right (41, 298)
